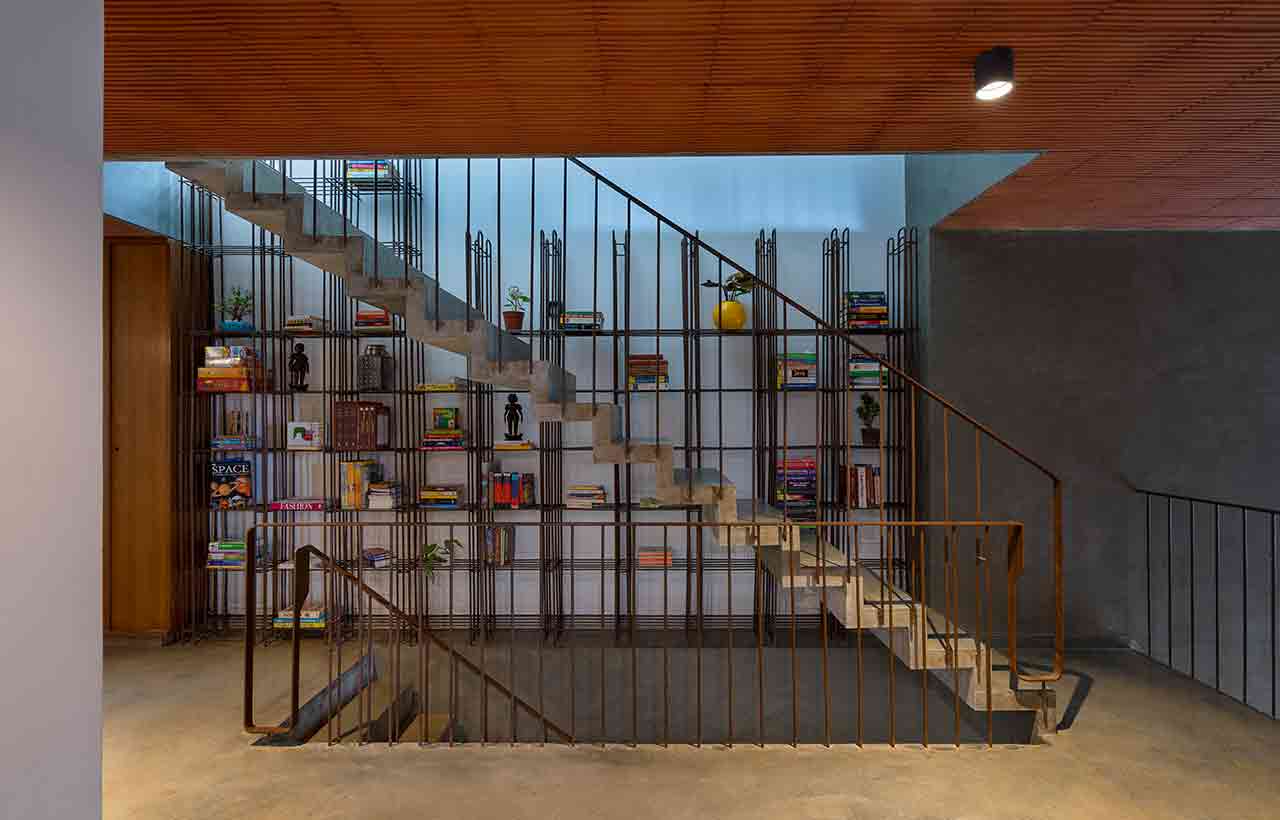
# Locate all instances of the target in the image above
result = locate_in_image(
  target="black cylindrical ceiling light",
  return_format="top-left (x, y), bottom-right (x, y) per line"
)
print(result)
top-left (974, 46), bottom-right (1014, 100)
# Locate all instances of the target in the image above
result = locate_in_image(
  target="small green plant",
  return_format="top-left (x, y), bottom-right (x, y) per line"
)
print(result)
top-left (505, 286), bottom-right (531, 313)
top-left (701, 270), bottom-right (756, 301)
top-left (856, 392), bottom-right (881, 429)
top-left (422, 538), bottom-right (458, 581)
top-left (216, 287), bottom-right (254, 322)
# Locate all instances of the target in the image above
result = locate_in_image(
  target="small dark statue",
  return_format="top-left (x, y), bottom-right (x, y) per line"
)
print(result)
top-left (503, 393), bottom-right (525, 441)
top-left (288, 343), bottom-right (310, 392)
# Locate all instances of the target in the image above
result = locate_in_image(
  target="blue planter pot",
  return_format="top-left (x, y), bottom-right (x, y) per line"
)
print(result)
top-left (220, 319), bottom-right (255, 334)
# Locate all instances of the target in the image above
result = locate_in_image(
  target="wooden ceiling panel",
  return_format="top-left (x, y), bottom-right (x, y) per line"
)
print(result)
top-left (105, 1), bottom-right (1280, 229)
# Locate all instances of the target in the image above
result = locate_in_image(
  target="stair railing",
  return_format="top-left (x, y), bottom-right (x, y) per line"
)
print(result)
top-left (567, 158), bottom-right (1064, 689)
top-left (242, 529), bottom-right (573, 743)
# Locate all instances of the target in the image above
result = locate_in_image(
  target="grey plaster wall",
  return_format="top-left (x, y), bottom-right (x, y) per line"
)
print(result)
top-left (904, 152), bottom-right (1037, 383)
top-left (928, 229), bottom-right (1280, 709)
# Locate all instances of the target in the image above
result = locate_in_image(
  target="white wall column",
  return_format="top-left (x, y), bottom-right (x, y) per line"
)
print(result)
top-left (0, 1), bottom-right (104, 818)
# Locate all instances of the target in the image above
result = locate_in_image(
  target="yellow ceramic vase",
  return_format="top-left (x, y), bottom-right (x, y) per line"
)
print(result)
top-left (713, 299), bottom-right (747, 330)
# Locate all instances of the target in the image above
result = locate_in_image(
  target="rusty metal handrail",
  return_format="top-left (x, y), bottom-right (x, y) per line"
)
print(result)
top-left (243, 530), bottom-right (574, 743)
top-left (568, 156), bottom-right (1063, 689)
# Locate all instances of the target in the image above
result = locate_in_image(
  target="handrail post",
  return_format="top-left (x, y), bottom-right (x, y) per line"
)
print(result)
top-left (244, 526), bottom-right (256, 732)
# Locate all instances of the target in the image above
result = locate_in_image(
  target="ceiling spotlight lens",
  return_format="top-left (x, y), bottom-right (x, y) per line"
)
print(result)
top-left (974, 46), bottom-right (1014, 101)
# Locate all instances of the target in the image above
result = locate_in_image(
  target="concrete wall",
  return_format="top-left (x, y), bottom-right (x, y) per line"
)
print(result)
top-left (0, 1), bottom-right (103, 818)
top-left (927, 229), bottom-right (1280, 697)
top-left (904, 152), bottom-right (1037, 382)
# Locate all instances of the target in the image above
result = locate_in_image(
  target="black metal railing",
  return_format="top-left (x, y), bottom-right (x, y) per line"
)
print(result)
top-left (1137, 488), bottom-right (1278, 719)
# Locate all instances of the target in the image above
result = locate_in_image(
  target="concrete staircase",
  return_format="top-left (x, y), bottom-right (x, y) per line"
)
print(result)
top-left (169, 159), bottom-right (1049, 723)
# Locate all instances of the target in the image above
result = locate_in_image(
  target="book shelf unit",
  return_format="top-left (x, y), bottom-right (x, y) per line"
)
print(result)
top-left (172, 160), bottom-right (920, 647)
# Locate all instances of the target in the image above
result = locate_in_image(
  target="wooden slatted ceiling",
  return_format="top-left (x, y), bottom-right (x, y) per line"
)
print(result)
top-left (105, 1), bottom-right (1280, 229)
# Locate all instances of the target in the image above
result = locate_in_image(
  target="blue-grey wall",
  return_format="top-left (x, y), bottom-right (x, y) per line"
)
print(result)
top-left (103, 161), bottom-right (184, 239)
top-left (927, 229), bottom-right (1280, 692)
top-left (904, 152), bottom-right (1037, 383)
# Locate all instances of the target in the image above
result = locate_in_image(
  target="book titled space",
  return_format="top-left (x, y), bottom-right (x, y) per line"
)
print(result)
top-left (210, 460), bottom-right (253, 510)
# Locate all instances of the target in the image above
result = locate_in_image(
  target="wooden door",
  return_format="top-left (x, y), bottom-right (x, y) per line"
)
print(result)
top-left (105, 235), bottom-right (175, 636)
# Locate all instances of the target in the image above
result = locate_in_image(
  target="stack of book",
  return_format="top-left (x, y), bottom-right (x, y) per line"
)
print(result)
top-left (847, 464), bottom-right (882, 509)
top-left (417, 485), bottom-right (462, 510)
top-left (198, 346), bottom-right (263, 393)
top-left (340, 459), bottom-right (381, 510)
top-left (560, 309), bottom-right (604, 331)
top-left (775, 457), bottom-right (817, 520)
top-left (777, 352), bottom-right (818, 391)
top-left (494, 439), bottom-right (533, 451)
top-left (367, 481), bottom-right (402, 510)
top-left (211, 433), bottom-right (256, 450)
top-left (566, 484), bottom-right (608, 509)
top-left (846, 290), bottom-right (889, 329)
top-left (419, 429), bottom-right (466, 451)
top-left (286, 420), bottom-right (325, 451)
top-left (492, 472), bottom-right (536, 509)
top-left (627, 354), bottom-right (669, 390)
top-left (848, 355), bottom-right (886, 389)
top-left (484, 526), bottom-right (515, 565)
top-left (355, 307), bottom-right (393, 333)
top-left (362, 546), bottom-right (393, 568)
top-left (638, 546), bottom-right (673, 567)
top-left (274, 601), bottom-right (327, 630)
top-left (269, 497), bottom-right (327, 512)
top-left (346, 160), bottom-right (397, 183)
top-left (207, 540), bottom-right (246, 569)
top-left (284, 314), bottom-right (329, 334)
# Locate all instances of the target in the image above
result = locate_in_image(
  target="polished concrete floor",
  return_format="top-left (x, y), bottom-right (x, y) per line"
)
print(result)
top-left (104, 641), bottom-right (1280, 819)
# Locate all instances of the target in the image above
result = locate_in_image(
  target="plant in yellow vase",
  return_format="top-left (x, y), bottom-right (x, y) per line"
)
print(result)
top-left (701, 270), bottom-right (755, 330)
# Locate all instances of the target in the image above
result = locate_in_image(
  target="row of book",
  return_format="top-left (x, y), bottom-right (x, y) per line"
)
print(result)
top-left (847, 464), bottom-right (883, 509)
top-left (560, 309), bottom-right (604, 330)
top-left (418, 485), bottom-right (462, 510)
top-left (778, 352), bottom-right (817, 391)
top-left (199, 345), bottom-right (266, 393)
top-left (627, 353), bottom-right (669, 391)
top-left (566, 484), bottom-right (607, 509)
top-left (846, 290), bottom-right (889, 329)
top-left (485, 525), bottom-right (515, 565)
top-left (355, 307), bottom-right (392, 333)
top-left (285, 314), bottom-right (329, 334)
top-left (775, 457), bottom-right (817, 520)
top-left (492, 472), bottom-right (536, 508)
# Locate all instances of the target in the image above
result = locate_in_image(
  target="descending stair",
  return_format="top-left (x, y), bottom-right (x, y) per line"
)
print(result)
top-left (773, 535), bottom-right (1053, 716)
top-left (170, 159), bottom-right (1048, 722)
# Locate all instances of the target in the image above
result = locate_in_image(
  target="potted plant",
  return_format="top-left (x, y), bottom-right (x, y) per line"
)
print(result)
top-left (503, 286), bottom-right (530, 331)
top-left (856, 392), bottom-right (881, 446)
top-left (701, 270), bottom-right (755, 330)
top-left (422, 538), bottom-right (458, 581)
top-left (216, 287), bottom-right (254, 334)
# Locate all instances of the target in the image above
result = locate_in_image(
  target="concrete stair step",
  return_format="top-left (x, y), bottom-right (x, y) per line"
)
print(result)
top-left (712, 501), bottom-right (800, 548)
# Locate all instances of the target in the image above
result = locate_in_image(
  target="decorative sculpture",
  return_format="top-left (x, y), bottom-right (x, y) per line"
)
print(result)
top-left (287, 343), bottom-right (310, 392)
top-left (503, 393), bottom-right (525, 441)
